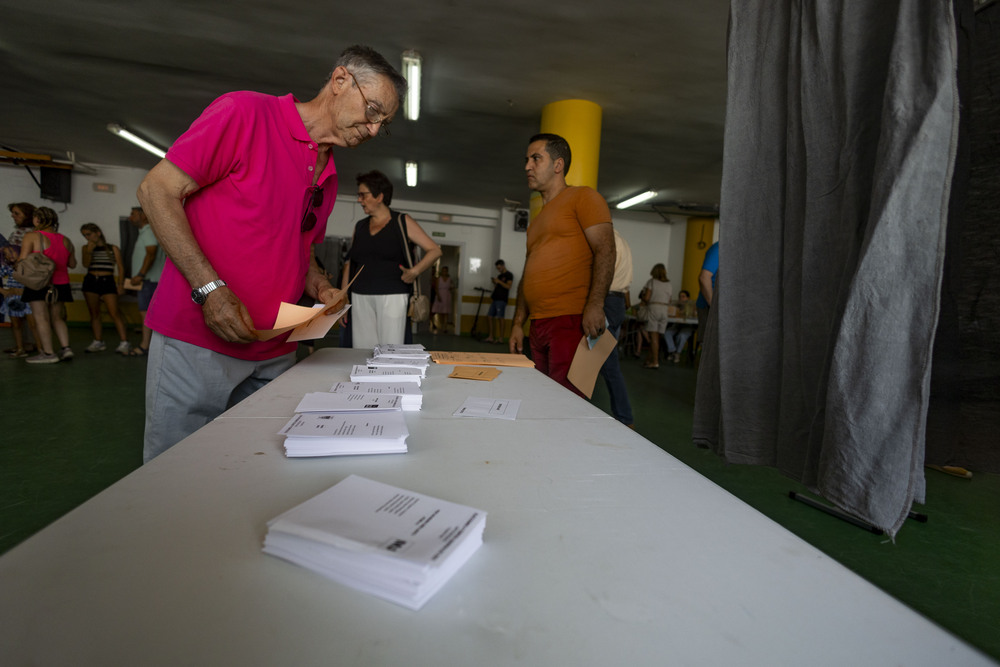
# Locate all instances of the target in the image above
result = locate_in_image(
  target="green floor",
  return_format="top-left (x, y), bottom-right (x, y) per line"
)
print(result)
top-left (2, 324), bottom-right (998, 661)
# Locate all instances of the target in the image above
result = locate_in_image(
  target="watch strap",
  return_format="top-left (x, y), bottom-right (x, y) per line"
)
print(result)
top-left (192, 279), bottom-right (227, 304)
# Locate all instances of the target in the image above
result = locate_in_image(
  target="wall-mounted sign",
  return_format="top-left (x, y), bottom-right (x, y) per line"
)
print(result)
top-left (432, 231), bottom-right (446, 238)
top-left (92, 183), bottom-right (116, 193)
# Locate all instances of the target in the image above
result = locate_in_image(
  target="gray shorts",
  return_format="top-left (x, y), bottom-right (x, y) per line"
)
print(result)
top-left (143, 331), bottom-right (295, 463)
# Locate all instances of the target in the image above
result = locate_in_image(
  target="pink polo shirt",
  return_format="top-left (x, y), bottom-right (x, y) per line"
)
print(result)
top-left (146, 92), bottom-right (337, 360)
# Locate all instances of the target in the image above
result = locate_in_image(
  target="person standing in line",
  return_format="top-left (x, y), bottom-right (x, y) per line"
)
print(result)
top-left (598, 228), bottom-right (634, 427)
top-left (509, 133), bottom-right (615, 396)
top-left (2, 202), bottom-right (41, 357)
top-left (18, 207), bottom-right (76, 364)
top-left (340, 169), bottom-right (441, 349)
top-left (430, 265), bottom-right (453, 334)
top-left (136, 45), bottom-right (405, 462)
top-left (484, 259), bottom-right (513, 343)
top-left (696, 241), bottom-right (719, 348)
top-left (124, 207), bottom-right (166, 356)
top-left (80, 223), bottom-right (131, 355)
top-left (640, 263), bottom-right (673, 369)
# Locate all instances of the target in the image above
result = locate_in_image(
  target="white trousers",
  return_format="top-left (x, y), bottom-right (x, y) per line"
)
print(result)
top-left (350, 293), bottom-right (409, 349)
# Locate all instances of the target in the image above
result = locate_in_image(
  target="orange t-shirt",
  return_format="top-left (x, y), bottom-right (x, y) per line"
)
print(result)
top-left (522, 186), bottom-right (611, 320)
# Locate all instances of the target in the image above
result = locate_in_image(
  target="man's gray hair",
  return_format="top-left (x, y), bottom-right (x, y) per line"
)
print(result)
top-left (334, 45), bottom-right (408, 104)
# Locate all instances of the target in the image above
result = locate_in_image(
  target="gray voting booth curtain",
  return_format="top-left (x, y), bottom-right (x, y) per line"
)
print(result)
top-left (693, 2), bottom-right (959, 537)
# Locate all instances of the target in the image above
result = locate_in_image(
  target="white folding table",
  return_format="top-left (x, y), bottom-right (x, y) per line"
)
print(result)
top-left (0, 348), bottom-right (992, 666)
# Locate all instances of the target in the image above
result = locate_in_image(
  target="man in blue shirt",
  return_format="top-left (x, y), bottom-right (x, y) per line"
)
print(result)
top-left (696, 241), bottom-right (719, 345)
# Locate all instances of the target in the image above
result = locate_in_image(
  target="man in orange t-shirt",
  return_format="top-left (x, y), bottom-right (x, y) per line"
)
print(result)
top-left (509, 133), bottom-right (615, 396)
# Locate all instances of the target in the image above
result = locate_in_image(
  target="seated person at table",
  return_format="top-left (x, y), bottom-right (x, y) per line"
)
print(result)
top-left (664, 290), bottom-right (695, 363)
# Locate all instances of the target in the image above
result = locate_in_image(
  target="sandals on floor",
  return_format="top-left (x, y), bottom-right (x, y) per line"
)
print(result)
top-left (129, 346), bottom-right (149, 357)
top-left (642, 362), bottom-right (659, 369)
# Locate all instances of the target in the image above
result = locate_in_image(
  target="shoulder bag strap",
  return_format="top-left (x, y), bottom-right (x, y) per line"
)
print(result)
top-left (397, 213), bottom-right (420, 297)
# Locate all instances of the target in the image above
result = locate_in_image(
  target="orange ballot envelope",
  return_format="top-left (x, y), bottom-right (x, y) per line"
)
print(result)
top-left (448, 366), bottom-right (503, 381)
top-left (256, 302), bottom-right (350, 342)
top-left (430, 351), bottom-right (534, 367)
top-left (256, 267), bottom-right (361, 341)
top-left (566, 329), bottom-right (617, 398)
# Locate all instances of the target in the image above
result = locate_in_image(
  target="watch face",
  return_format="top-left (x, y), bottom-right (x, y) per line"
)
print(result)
top-left (191, 288), bottom-right (207, 305)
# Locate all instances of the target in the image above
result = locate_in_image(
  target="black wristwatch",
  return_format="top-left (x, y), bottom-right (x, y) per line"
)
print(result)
top-left (191, 279), bottom-right (226, 305)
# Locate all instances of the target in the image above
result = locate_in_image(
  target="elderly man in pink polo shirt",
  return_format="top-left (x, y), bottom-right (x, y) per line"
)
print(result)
top-left (137, 45), bottom-right (407, 463)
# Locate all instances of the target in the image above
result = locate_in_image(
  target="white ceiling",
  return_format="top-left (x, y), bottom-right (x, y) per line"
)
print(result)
top-left (0, 0), bottom-right (730, 216)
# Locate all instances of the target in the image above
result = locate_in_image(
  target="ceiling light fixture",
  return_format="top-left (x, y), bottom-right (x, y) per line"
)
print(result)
top-left (107, 123), bottom-right (166, 159)
top-left (405, 161), bottom-right (419, 187)
top-left (616, 190), bottom-right (658, 210)
top-left (402, 50), bottom-right (422, 121)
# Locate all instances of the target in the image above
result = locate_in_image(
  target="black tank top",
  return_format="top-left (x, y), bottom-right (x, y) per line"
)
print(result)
top-left (347, 211), bottom-right (413, 295)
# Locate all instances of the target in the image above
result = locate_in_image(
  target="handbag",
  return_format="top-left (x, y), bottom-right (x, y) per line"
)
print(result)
top-left (635, 303), bottom-right (649, 322)
top-left (398, 213), bottom-right (430, 322)
top-left (635, 285), bottom-right (650, 321)
top-left (13, 253), bottom-right (56, 290)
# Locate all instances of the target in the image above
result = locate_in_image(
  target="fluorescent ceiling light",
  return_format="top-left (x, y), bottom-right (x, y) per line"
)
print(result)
top-left (616, 190), bottom-right (658, 210)
top-left (402, 50), bottom-right (422, 121)
top-left (107, 123), bottom-right (166, 159)
top-left (405, 161), bottom-right (418, 187)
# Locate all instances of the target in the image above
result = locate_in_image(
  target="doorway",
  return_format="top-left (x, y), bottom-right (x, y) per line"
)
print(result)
top-left (416, 243), bottom-right (461, 335)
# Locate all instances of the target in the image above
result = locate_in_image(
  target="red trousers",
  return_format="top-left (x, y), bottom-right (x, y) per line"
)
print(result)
top-left (529, 314), bottom-right (585, 398)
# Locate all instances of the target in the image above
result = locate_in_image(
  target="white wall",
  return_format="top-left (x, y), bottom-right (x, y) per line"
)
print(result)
top-left (2, 162), bottom-right (692, 319)
top-left (323, 192), bottom-right (684, 319)
top-left (1, 163), bottom-right (148, 248)
top-left (326, 194), bottom-right (503, 326)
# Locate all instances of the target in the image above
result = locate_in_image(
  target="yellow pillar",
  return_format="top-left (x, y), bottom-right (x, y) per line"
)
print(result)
top-left (530, 99), bottom-right (603, 219)
top-left (683, 217), bottom-right (717, 299)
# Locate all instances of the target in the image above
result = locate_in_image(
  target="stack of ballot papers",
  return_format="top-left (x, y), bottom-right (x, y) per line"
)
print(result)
top-left (367, 343), bottom-right (430, 375)
top-left (279, 412), bottom-right (409, 457)
top-left (364, 356), bottom-right (430, 372)
top-left (372, 343), bottom-right (431, 360)
top-left (295, 392), bottom-right (402, 413)
top-left (263, 475), bottom-right (487, 610)
top-left (330, 381), bottom-right (423, 411)
top-left (350, 364), bottom-right (424, 384)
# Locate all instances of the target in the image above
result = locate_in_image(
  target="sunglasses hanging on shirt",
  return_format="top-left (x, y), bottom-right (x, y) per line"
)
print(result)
top-left (301, 186), bottom-right (324, 233)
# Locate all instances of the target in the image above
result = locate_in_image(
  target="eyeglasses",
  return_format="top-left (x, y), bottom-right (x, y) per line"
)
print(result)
top-left (301, 186), bottom-right (324, 233)
top-left (348, 71), bottom-right (391, 136)
top-left (356, 190), bottom-right (373, 200)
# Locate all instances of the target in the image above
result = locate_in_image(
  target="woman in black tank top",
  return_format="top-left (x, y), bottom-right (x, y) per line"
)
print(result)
top-left (80, 223), bottom-right (131, 355)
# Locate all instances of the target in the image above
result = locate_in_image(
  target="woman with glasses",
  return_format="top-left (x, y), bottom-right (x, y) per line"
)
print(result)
top-left (341, 170), bottom-right (441, 348)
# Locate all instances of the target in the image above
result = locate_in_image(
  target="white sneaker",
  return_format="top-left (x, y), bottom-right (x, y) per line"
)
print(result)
top-left (59, 347), bottom-right (75, 360)
top-left (115, 341), bottom-right (131, 355)
top-left (85, 340), bottom-right (106, 353)
top-left (27, 353), bottom-right (60, 364)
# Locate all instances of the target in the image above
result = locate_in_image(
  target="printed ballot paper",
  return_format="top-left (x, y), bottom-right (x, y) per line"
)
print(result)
top-left (294, 392), bottom-right (402, 414)
top-left (278, 412), bottom-right (409, 457)
top-left (453, 397), bottom-right (520, 420)
top-left (330, 382), bottom-right (422, 411)
top-left (350, 364), bottom-right (423, 384)
top-left (372, 343), bottom-right (431, 360)
top-left (263, 475), bottom-right (486, 610)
